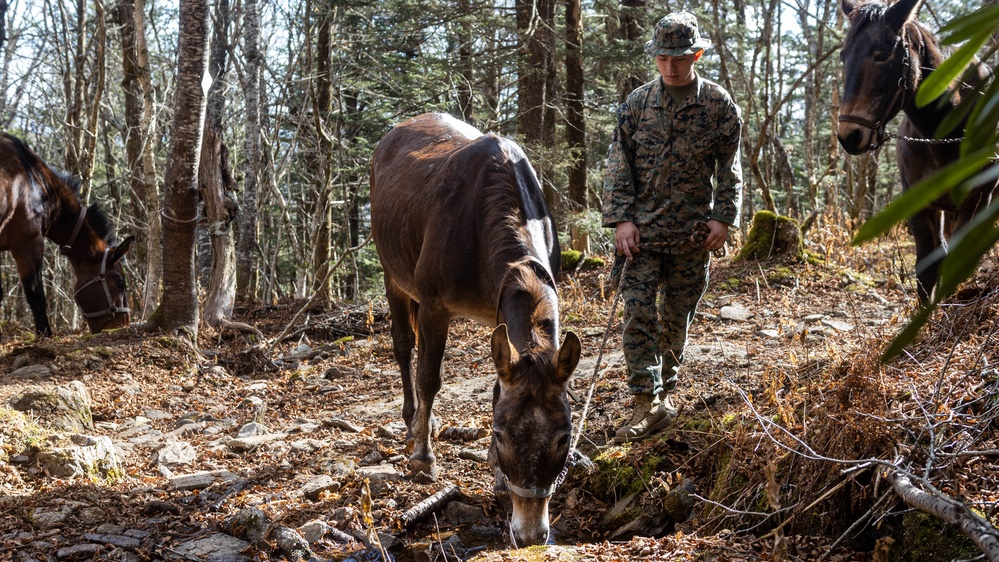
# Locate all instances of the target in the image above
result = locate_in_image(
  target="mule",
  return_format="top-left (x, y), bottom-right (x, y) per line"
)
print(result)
top-left (370, 112), bottom-right (581, 547)
top-left (0, 133), bottom-right (134, 335)
top-left (837, 0), bottom-right (996, 303)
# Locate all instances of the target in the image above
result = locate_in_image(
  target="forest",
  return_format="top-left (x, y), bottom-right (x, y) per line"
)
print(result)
top-left (1, 0), bottom-right (999, 560)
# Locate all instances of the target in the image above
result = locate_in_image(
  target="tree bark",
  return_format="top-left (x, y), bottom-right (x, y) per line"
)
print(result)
top-left (200, 0), bottom-right (238, 328)
top-left (116, 0), bottom-right (161, 320)
top-left (308, 0), bottom-right (334, 304)
top-left (618, 0), bottom-right (647, 104)
top-left (566, 0), bottom-right (589, 252)
top-left (236, 0), bottom-right (262, 302)
top-left (146, 0), bottom-right (210, 340)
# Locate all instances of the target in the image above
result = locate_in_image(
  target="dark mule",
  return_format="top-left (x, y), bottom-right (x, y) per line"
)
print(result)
top-left (0, 133), bottom-right (134, 335)
top-left (838, 0), bottom-right (997, 302)
top-left (370, 113), bottom-right (581, 547)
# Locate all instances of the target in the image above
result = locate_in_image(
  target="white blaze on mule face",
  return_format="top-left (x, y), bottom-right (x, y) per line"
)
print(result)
top-left (510, 496), bottom-right (551, 547)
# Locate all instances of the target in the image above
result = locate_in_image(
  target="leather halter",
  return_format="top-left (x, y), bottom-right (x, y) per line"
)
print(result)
top-left (74, 248), bottom-right (130, 319)
top-left (496, 447), bottom-right (579, 499)
top-left (59, 206), bottom-right (88, 255)
top-left (838, 30), bottom-right (911, 151)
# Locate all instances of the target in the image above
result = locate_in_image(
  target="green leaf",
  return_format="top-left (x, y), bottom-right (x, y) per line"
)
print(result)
top-left (916, 26), bottom-right (992, 107)
top-left (881, 305), bottom-right (934, 363)
top-left (939, 4), bottom-right (999, 44)
top-left (852, 149), bottom-right (993, 245)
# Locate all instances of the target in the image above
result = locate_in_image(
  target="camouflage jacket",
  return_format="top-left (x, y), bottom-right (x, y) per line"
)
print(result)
top-left (602, 75), bottom-right (743, 253)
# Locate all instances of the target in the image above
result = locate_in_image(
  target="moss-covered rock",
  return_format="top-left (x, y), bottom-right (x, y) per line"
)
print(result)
top-left (561, 250), bottom-right (583, 271)
top-left (735, 210), bottom-right (803, 262)
top-left (890, 511), bottom-right (979, 562)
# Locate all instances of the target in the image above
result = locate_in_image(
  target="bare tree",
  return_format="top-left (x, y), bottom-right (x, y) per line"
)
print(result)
top-left (144, 0), bottom-right (209, 340)
top-left (566, 0), bottom-right (588, 252)
top-left (116, 0), bottom-right (160, 320)
top-left (236, 0), bottom-right (261, 302)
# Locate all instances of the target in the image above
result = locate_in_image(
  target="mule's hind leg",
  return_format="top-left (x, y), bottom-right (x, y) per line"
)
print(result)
top-left (910, 208), bottom-right (942, 304)
top-left (409, 303), bottom-right (450, 479)
top-left (385, 277), bottom-right (418, 430)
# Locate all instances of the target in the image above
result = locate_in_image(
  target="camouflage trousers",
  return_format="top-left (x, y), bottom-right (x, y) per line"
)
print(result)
top-left (617, 249), bottom-right (709, 395)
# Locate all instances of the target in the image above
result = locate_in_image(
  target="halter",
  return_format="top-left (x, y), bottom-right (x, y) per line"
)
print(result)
top-left (74, 248), bottom-right (130, 319)
top-left (59, 206), bottom-right (88, 255)
top-left (838, 29), bottom-right (912, 150)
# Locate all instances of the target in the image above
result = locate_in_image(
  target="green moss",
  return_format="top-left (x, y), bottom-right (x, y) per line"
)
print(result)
top-left (580, 256), bottom-right (605, 270)
top-left (587, 448), bottom-right (665, 499)
top-left (735, 210), bottom-right (804, 263)
top-left (561, 250), bottom-right (583, 271)
top-left (891, 511), bottom-right (978, 561)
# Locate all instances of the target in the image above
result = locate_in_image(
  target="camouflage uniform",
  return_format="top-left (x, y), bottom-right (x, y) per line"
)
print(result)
top-left (602, 16), bottom-right (743, 396)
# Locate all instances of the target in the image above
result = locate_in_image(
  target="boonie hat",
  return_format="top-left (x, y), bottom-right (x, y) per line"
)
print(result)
top-left (645, 12), bottom-right (710, 57)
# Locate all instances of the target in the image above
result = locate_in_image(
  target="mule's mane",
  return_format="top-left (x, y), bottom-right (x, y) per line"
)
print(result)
top-left (54, 170), bottom-right (115, 242)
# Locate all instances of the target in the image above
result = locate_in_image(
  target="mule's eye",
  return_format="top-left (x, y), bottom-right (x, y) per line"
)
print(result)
top-left (873, 50), bottom-right (891, 62)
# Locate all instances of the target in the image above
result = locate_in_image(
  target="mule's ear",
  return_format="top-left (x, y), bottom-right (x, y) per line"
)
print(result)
top-left (555, 331), bottom-right (581, 385)
top-left (884, 0), bottom-right (921, 31)
top-left (840, 0), bottom-right (857, 19)
top-left (491, 324), bottom-right (519, 383)
top-left (110, 235), bottom-right (135, 265)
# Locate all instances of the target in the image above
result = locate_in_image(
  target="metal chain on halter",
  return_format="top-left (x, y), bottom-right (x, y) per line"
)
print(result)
top-left (887, 31), bottom-right (964, 146)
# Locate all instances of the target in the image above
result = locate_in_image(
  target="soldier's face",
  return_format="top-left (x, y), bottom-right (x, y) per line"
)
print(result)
top-left (655, 51), bottom-right (701, 87)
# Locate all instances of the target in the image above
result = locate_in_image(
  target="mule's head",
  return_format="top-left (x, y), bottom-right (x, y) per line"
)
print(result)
top-left (837, 0), bottom-right (922, 154)
top-left (73, 236), bottom-right (135, 333)
top-left (488, 324), bottom-right (581, 547)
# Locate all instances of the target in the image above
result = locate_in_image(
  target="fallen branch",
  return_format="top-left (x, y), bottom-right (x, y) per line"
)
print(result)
top-left (399, 484), bottom-right (461, 529)
top-left (888, 469), bottom-right (999, 561)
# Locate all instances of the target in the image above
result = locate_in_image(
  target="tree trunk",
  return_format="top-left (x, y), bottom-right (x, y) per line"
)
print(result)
top-left (236, 0), bottom-right (261, 302)
top-left (566, 0), bottom-right (588, 252)
top-left (456, 0), bottom-right (473, 121)
top-left (116, 0), bottom-right (160, 320)
top-left (200, 0), bottom-right (237, 328)
top-left (618, 0), bottom-right (647, 103)
top-left (308, 0), bottom-right (334, 304)
top-left (146, 0), bottom-right (209, 340)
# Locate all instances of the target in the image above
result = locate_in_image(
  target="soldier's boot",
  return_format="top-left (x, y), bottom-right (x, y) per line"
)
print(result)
top-left (613, 392), bottom-right (677, 444)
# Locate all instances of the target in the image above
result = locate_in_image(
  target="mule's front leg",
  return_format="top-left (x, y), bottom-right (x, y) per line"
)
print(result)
top-left (410, 306), bottom-right (449, 479)
top-left (910, 208), bottom-right (942, 304)
top-left (12, 251), bottom-right (51, 336)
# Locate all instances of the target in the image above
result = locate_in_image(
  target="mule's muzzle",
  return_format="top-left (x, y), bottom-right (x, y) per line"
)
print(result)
top-left (837, 123), bottom-right (879, 155)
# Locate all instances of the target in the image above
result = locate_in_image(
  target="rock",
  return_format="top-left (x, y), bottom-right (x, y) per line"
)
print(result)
top-left (301, 475), bottom-right (341, 501)
top-left (35, 434), bottom-right (122, 479)
top-left (225, 433), bottom-right (288, 452)
top-left (324, 417), bottom-right (364, 433)
top-left (229, 507), bottom-right (270, 543)
top-left (157, 441), bottom-right (196, 467)
top-left (31, 501), bottom-right (86, 529)
top-left (272, 526), bottom-right (312, 560)
top-left (428, 534), bottom-right (468, 560)
top-left (662, 478), bottom-right (696, 523)
top-left (757, 329), bottom-right (781, 339)
top-left (7, 364), bottom-right (52, 380)
top-left (82, 532), bottom-right (141, 549)
top-left (170, 470), bottom-right (241, 491)
top-left (298, 520), bottom-right (330, 543)
top-left (458, 449), bottom-right (489, 463)
top-left (356, 464), bottom-right (403, 495)
top-left (10, 381), bottom-right (93, 432)
top-left (167, 533), bottom-right (251, 562)
top-left (719, 305), bottom-right (754, 321)
top-left (445, 501), bottom-right (485, 525)
top-left (236, 422), bottom-right (269, 438)
top-left (821, 318), bottom-right (855, 332)
top-left (56, 544), bottom-right (101, 558)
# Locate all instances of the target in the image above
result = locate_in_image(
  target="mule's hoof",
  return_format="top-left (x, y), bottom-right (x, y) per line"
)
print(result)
top-left (409, 457), bottom-right (439, 482)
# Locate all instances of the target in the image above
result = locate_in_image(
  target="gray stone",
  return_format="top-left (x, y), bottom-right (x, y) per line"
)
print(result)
top-left (157, 441), bottom-right (196, 467)
top-left (719, 305), bottom-right (754, 321)
top-left (356, 464), bottom-right (403, 495)
top-left (272, 526), bottom-right (312, 560)
top-left (325, 417), bottom-right (364, 433)
top-left (821, 318), bottom-right (855, 332)
top-left (301, 475), bottom-right (341, 501)
top-left (229, 507), bottom-right (269, 543)
top-left (9, 381), bottom-right (92, 432)
top-left (236, 422), bottom-right (269, 438)
top-left (143, 409), bottom-right (173, 421)
top-left (757, 329), bottom-right (782, 339)
top-left (168, 533), bottom-right (250, 562)
top-left (82, 532), bottom-right (141, 549)
top-left (298, 520), bottom-right (330, 544)
top-left (8, 364), bottom-right (52, 380)
top-left (170, 470), bottom-right (241, 491)
top-left (36, 435), bottom-right (122, 479)
top-left (445, 501), bottom-right (484, 525)
top-left (56, 544), bottom-right (101, 558)
top-left (458, 449), bottom-right (489, 463)
top-left (225, 433), bottom-right (288, 452)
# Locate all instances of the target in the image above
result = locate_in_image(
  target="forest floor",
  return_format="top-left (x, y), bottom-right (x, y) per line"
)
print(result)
top-left (0, 223), bottom-right (998, 562)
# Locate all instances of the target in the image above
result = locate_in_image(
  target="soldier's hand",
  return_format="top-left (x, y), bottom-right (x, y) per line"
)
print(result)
top-left (615, 221), bottom-right (640, 259)
top-left (703, 220), bottom-right (729, 252)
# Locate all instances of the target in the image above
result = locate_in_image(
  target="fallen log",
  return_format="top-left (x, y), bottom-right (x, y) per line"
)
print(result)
top-left (399, 484), bottom-right (461, 529)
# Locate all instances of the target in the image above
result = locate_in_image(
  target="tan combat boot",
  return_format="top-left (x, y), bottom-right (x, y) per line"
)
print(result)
top-left (613, 393), bottom-right (677, 443)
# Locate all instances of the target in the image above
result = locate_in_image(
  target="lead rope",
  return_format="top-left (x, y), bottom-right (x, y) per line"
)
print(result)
top-left (569, 257), bottom-right (630, 454)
